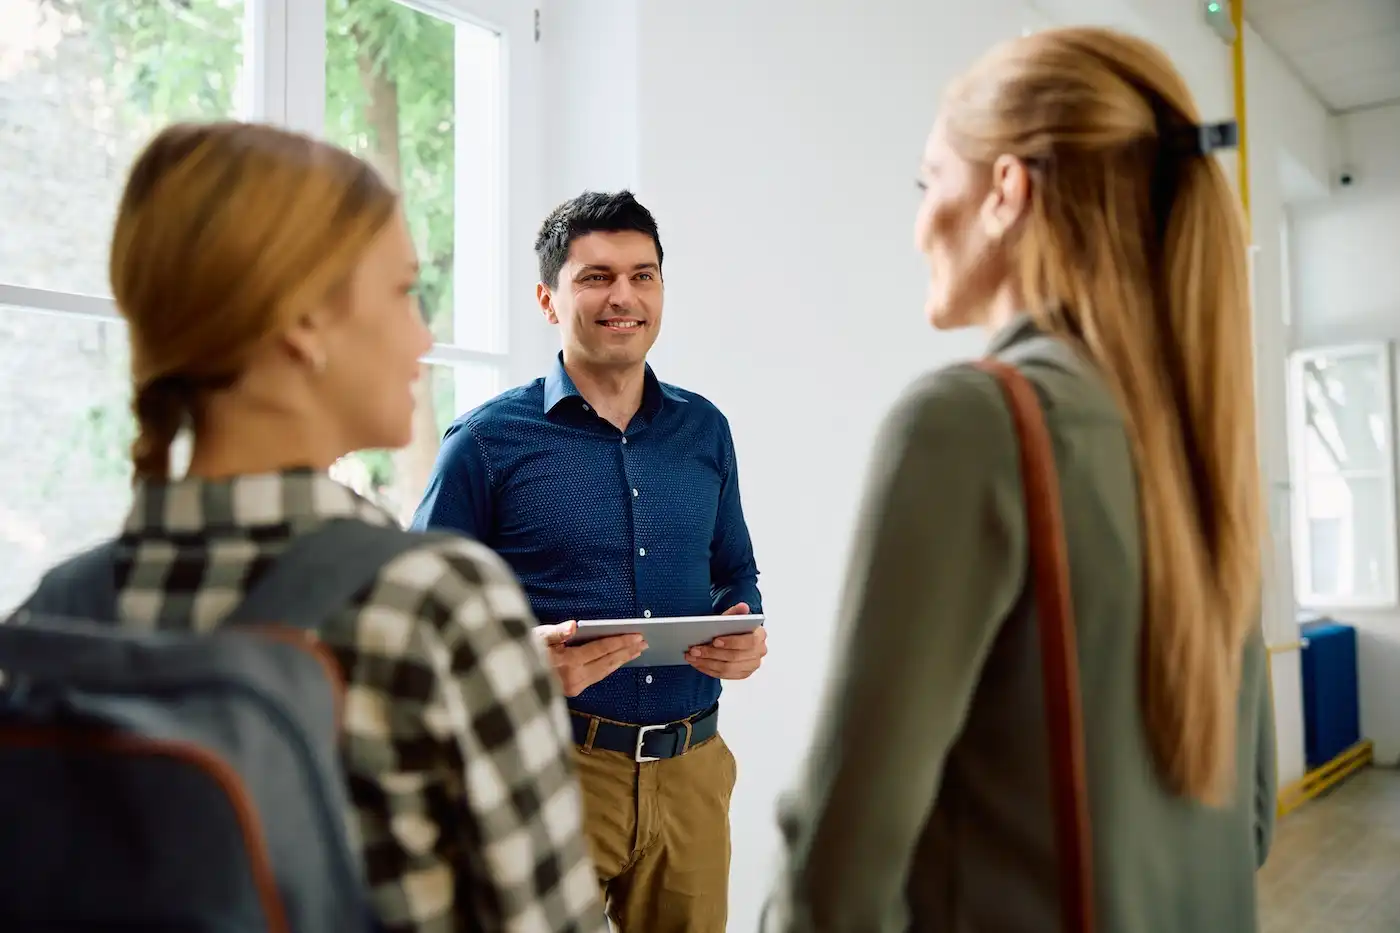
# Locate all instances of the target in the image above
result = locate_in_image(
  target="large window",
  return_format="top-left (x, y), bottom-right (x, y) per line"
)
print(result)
top-left (1288, 343), bottom-right (1399, 609)
top-left (0, 0), bottom-right (535, 609)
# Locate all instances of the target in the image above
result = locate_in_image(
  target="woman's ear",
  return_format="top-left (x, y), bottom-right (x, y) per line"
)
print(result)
top-left (981, 153), bottom-right (1032, 240)
top-left (281, 311), bottom-right (330, 375)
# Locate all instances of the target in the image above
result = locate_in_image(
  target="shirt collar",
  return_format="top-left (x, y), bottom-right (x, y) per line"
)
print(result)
top-left (543, 352), bottom-right (687, 417)
top-left (123, 468), bottom-right (394, 538)
top-left (985, 312), bottom-right (1043, 357)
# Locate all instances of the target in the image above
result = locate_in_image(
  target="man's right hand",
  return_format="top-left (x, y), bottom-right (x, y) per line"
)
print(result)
top-left (534, 621), bottom-right (646, 697)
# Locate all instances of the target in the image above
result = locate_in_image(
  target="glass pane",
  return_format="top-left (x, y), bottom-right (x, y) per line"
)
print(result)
top-left (1304, 475), bottom-right (1394, 603)
top-left (324, 0), bottom-right (503, 353)
top-left (1300, 354), bottom-right (1389, 473)
top-left (0, 0), bottom-right (247, 296)
top-left (0, 305), bottom-right (133, 612)
top-left (331, 362), bottom-right (502, 525)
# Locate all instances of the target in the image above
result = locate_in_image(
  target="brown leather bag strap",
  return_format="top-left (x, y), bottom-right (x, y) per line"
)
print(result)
top-left (974, 359), bottom-right (1096, 933)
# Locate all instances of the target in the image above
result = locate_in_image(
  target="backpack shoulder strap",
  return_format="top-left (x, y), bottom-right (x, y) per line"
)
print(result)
top-left (12, 542), bottom-right (121, 624)
top-left (223, 519), bottom-right (450, 632)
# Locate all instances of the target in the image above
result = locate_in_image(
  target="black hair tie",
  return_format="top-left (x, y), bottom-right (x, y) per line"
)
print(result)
top-left (1170, 120), bottom-right (1240, 158)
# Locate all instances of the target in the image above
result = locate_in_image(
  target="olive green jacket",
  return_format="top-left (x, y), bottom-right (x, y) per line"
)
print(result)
top-left (762, 316), bottom-right (1275, 933)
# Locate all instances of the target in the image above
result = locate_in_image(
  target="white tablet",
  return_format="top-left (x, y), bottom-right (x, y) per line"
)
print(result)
top-left (565, 613), bottom-right (765, 668)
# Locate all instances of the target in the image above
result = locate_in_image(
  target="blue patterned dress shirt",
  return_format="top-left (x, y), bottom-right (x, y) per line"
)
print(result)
top-left (410, 354), bottom-right (762, 725)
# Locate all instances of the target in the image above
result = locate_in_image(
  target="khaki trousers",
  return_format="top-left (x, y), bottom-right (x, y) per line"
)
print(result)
top-left (573, 730), bottom-right (737, 933)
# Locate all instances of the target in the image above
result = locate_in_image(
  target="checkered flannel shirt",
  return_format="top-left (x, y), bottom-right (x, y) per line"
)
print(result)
top-left (104, 469), bottom-right (607, 933)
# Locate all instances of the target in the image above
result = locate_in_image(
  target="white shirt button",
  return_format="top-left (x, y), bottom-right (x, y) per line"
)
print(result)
top-left (638, 547), bottom-right (647, 557)
top-left (621, 437), bottom-right (628, 445)
top-left (582, 403), bottom-right (591, 412)
top-left (643, 609), bottom-right (652, 618)
top-left (645, 674), bottom-right (654, 684)
top-left (632, 488), bottom-right (639, 497)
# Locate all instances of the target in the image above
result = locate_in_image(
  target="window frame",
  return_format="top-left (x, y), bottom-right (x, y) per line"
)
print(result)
top-left (0, 0), bottom-right (541, 401)
top-left (1287, 341), bottom-right (1400, 610)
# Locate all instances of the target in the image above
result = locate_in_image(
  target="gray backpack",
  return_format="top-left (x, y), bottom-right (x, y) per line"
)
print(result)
top-left (0, 518), bottom-right (436, 932)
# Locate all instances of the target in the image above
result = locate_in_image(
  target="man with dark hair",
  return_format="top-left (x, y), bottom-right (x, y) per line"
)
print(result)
top-left (411, 190), bottom-right (765, 932)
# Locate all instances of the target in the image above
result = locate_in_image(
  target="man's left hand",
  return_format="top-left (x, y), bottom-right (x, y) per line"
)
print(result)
top-left (686, 602), bottom-right (767, 680)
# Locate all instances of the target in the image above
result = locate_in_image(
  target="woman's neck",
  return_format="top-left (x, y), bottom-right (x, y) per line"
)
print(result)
top-left (981, 281), bottom-right (1026, 335)
top-left (186, 400), bottom-right (342, 480)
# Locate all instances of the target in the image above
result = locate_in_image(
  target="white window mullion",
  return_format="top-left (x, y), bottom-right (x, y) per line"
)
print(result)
top-left (246, 0), bottom-right (324, 134)
top-left (245, 0), bottom-right (288, 124)
top-left (422, 344), bottom-right (507, 367)
top-left (0, 285), bottom-right (119, 323)
top-left (455, 21), bottom-right (505, 355)
top-left (284, 0), bottom-right (327, 137)
top-left (497, 3), bottom-right (546, 389)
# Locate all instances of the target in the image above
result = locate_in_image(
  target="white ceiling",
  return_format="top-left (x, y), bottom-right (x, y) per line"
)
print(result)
top-left (1248, 0), bottom-right (1400, 113)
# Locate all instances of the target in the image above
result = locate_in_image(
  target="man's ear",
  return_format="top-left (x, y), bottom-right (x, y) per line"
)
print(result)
top-left (536, 282), bottom-right (559, 324)
top-left (980, 153), bottom-right (1032, 240)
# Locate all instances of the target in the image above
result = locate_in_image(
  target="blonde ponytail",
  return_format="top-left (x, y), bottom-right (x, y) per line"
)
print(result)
top-left (1140, 140), bottom-right (1260, 802)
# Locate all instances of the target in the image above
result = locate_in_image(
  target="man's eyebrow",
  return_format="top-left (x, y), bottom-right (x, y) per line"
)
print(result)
top-left (575, 262), bottom-right (660, 275)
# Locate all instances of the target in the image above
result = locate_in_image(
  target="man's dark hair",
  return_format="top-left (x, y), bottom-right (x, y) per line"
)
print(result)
top-left (534, 190), bottom-right (664, 288)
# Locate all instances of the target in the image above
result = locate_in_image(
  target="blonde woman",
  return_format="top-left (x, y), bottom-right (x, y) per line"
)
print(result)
top-left (21, 122), bottom-right (607, 933)
top-left (764, 28), bottom-right (1275, 933)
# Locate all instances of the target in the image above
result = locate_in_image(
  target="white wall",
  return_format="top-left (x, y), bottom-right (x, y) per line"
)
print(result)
top-left (1293, 105), bottom-right (1400, 347)
top-left (628, 8), bottom-right (989, 922)
top-left (1290, 103), bottom-right (1400, 763)
top-left (539, 1), bottom-right (1329, 926)
top-left (524, 0), bottom-right (641, 376)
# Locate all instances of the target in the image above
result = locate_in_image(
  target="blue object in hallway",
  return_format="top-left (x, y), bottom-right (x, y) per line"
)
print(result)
top-left (1298, 619), bottom-right (1361, 771)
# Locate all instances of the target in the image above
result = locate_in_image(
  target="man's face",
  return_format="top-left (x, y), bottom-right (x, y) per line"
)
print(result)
top-left (538, 230), bottom-right (663, 369)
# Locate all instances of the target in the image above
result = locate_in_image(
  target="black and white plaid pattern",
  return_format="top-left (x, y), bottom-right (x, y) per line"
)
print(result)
top-left (112, 469), bottom-right (607, 933)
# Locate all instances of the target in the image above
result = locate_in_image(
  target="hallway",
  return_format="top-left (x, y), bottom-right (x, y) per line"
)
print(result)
top-left (1258, 767), bottom-right (1400, 932)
